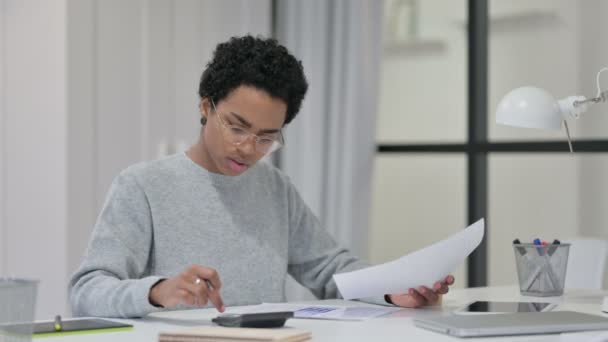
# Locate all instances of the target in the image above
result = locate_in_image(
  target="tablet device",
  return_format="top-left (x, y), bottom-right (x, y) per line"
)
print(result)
top-left (33, 318), bottom-right (133, 336)
top-left (1, 318), bottom-right (132, 338)
top-left (454, 301), bottom-right (556, 314)
top-left (414, 311), bottom-right (608, 337)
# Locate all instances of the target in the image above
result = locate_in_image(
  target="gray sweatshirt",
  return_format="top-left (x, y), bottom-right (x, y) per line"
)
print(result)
top-left (69, 153), bottom-right (372, 318)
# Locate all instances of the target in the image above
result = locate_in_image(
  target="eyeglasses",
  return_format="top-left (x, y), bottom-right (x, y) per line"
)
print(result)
top-left (210, 99), bottom-right (285, 155)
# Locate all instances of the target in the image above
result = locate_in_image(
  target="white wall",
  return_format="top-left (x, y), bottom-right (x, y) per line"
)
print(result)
top-left (369, 155), bottom-right (468, 288)
top-left (66, 0), bottom-right (97, 279)
top-left (578, 0), bottom-right (608, 287)
top-left (574, 0), bottom-right (608, 140)
top-left (2, 0), bottom-right (69, 318)
top-left (579, 0), bottom-right (608, 235)
top-left (0, 0), bottom-right (6, 276)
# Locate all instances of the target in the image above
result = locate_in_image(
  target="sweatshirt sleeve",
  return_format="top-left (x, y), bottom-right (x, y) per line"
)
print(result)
top-left (68, 172), bottom-right (165, 318)
top-left (284, 180), bottom-right (369, 300)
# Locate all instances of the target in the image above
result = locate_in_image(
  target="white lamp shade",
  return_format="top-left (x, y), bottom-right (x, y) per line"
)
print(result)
top-left (496, 86), bottom-right (563, 131)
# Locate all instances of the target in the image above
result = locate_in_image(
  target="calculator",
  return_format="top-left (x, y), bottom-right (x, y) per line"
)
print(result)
top-left (211, 311), bottom-right (294, 328)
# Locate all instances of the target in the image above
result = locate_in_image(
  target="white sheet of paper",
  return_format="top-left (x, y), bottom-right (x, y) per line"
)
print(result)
top-left (238, 303), bottom-right (400, 321)
top-left (333, 219), bottom-right (485, 300)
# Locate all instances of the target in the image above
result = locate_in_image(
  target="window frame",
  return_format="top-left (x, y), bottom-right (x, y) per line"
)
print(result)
top-left (377, 0), bottom-right (608, 287)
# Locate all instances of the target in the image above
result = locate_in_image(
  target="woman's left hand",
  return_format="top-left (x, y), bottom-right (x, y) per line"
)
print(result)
top-left (386, 275), bottom-right (455, 308)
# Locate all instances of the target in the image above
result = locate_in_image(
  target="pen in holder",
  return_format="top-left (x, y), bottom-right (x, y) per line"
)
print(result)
top-left (513, 242), bottom-right (570, 297)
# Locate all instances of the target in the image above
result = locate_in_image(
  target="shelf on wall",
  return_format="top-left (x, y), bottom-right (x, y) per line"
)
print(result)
top-left (457, 10), bottom-right (561, 33)
top-left (383, 39), bottom-right (446, 58)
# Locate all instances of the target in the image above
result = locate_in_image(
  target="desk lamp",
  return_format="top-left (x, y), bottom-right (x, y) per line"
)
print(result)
top-left (496, 67), bottom-right (608, 313)
top-left (496, 68), bottom-right (608, 152)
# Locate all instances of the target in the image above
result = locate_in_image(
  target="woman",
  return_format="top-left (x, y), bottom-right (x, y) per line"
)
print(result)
top-left (69, 35), bottom-right (453, 318)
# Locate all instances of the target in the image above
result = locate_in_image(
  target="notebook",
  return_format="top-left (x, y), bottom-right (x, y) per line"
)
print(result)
top-left (414, 311), bottom-right (608, 337)
top-left (158, 326), bottom-right (311, 342)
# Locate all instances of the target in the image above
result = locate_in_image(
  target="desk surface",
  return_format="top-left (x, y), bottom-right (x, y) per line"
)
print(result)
top-left (44, 286), bottom-right (608, 341)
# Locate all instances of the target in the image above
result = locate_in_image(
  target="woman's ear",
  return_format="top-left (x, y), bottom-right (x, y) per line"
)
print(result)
top-left (199, 99), bottom-right (209, 125)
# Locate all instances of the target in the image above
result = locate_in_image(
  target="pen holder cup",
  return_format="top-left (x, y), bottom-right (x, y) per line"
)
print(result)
top-left (513, 243), bottom-right (570, 297)
top-left (0, 278), bottom-right (38, 342)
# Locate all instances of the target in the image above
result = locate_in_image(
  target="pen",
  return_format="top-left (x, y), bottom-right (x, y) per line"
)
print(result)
top-left (548, 239), bottom-right (561, 256)
top-left (513, 239), bottom-right (527, 256)
top-left (54, 315), bottom-right (62, 332)
top-left (533, 238), bottom-right (544, 256)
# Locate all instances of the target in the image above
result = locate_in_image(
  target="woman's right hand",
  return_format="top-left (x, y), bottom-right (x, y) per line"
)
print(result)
top-left (148, 265), bottom-right (225, 312)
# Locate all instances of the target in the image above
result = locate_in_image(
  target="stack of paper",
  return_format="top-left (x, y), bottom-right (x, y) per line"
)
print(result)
top-left (158, 327), bottom-right (311, 342)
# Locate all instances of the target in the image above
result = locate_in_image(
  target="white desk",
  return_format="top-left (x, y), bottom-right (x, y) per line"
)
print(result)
top-left (45, 286), bottom-right (608, 341)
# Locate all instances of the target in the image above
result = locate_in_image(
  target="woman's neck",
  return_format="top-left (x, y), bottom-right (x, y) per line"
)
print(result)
top-left (186, 138), bottom-right (218, 174)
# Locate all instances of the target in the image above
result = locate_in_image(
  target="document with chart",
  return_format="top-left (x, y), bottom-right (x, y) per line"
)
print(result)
top-left (238, 303), bottom-right (400, 321)
top-left (334, 219), bottom-right (485, 300)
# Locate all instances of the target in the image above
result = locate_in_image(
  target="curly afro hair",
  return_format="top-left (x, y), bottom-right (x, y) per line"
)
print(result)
top-left (198, 35), bottom-right (308, 125)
